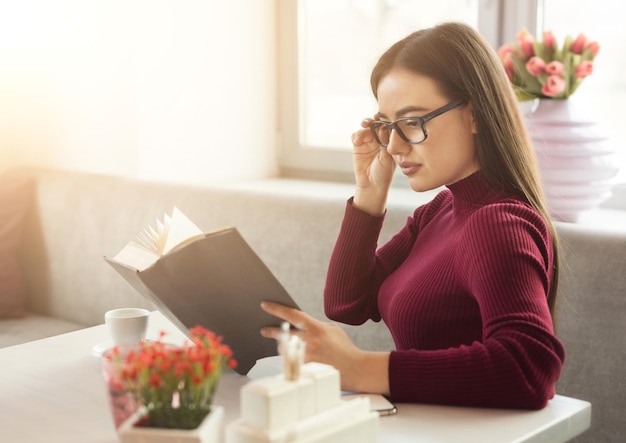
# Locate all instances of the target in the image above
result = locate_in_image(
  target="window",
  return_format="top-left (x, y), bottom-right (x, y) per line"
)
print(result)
top-left (298, 0), bottom-right (480, 149)
top-left (278, 0), bottom-right (536, 179)
top-left (541, 0), bottom-right (626, 190)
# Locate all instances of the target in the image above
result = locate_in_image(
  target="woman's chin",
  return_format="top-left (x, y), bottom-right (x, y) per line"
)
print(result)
top-left (406, 175), bottom-right (437, 193)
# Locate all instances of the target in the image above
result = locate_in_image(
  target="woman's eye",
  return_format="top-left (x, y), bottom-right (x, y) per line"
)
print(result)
top-left (404, 119), bottom-right (421, 128)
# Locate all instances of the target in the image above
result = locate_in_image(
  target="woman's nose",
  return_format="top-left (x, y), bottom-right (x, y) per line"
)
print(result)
top-left (386, 129), bottom-right (409, 156)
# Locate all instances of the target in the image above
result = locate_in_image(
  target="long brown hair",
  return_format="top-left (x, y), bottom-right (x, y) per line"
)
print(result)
top-left (370, 22), bottom-right (560, 313)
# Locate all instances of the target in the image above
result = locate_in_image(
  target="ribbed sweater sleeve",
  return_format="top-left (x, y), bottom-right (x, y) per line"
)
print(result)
top-left (323, 173), bottom-right (565, 410)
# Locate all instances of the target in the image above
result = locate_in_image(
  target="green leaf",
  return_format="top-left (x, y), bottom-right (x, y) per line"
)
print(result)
top-left (562, 35), bottom-right (574, 54)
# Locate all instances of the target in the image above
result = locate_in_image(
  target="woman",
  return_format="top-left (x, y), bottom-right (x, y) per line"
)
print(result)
top-left (261, 22), bottom-right (564, 410)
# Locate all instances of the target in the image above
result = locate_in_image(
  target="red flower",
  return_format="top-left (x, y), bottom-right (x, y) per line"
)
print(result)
top-left (149, 373), bottom-right (162, 388)
top-left (106, 325), bottom-right (237, 428)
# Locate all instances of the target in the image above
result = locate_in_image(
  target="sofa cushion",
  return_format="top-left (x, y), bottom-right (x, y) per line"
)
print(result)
top-left (0, 313), bottom-right (84, 347)
top-left (0, 178), bottom-right (34, 318)
top-left (554, 222), bottom-right (626, 442)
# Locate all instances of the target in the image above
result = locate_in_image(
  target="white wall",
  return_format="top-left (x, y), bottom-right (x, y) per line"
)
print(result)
top-left (0, 0), bottom-right (277, 185)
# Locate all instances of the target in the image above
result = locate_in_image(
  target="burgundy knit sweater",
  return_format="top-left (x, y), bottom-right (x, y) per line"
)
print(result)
top-left (324, 172), bottom-right (565, 409)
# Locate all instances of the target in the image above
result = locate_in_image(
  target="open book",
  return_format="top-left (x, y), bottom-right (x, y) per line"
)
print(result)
top-left (110, 207), bottom-right (212, 271)
top-left (104, 207), bottom-right (299, 375)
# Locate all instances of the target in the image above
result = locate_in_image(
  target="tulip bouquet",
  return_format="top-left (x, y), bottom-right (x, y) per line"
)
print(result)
top-left (104, 326), bottom-right (237, 430)
top-left (498, 29), bottom-right (599, 100)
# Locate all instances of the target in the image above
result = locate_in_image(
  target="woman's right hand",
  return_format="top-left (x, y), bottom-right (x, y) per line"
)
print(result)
top-left (351, 118), bottom-right (396, 215)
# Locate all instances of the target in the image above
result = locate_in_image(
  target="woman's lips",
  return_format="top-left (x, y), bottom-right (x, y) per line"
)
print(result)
top-left (398, 162), bottom-right (421, 175)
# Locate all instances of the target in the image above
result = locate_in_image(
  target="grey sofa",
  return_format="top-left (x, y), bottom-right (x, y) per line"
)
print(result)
top-left (2, 167), bottom-right (625, 442)
top-left (553, 223), bottom-right (626, 442)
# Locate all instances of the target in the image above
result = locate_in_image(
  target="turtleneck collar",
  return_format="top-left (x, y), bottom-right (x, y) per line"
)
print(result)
top-left (446, 171), bottom-right (509, 210)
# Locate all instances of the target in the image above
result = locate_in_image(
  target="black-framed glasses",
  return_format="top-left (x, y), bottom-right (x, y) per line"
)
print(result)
top-left (368, 100), bottom-right (463, 147)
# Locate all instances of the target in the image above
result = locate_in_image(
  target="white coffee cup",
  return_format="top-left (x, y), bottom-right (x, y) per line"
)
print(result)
top-left (104, 308), bottom-right (150, 346)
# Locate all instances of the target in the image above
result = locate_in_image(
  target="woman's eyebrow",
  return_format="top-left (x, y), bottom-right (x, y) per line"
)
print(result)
top-left (377, 105), bottom-right (429, 120)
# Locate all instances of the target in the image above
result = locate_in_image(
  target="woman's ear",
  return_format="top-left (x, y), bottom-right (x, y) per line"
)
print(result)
top-left (468, 103), bottom-right (478, 134)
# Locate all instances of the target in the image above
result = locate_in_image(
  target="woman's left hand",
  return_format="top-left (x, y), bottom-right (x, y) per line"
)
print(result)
top-left (260, 301), bottom-right (359, 369)
top-left (259, 301), bottom-right (390, 394)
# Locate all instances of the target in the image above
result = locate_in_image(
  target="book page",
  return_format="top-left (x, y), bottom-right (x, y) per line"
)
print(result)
top-left (162, 207), bottom-right (203, 254)
top-left (133, 207), bottom-right (202, 256)
top-left (136, 216), bottom-right (169, 254)
top-left (109, 207), bottom-right (203, 270)
top-left (111, 241), bottom-right (161, 271)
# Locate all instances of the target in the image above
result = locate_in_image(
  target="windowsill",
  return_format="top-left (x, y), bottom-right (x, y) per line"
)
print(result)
top-left (576, 207), bottom-right (626, 232)
top-left (599, 182), bottom-right (626, 210)
top-left (219, 177), bottom-right (626, 232)
top-left (220, 177), bottom-right (437, 209)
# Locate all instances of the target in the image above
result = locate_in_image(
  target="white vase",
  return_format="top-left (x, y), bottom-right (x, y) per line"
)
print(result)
top-left (118, 405), bottom-right (224, 443)
top-left (521, 98), bottom-right (619, 222)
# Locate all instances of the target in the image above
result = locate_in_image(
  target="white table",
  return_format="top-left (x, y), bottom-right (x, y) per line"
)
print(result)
top-left (0, 311), bottom-right (590, 443)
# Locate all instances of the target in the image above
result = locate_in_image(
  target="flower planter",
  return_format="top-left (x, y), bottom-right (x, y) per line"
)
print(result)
top-left (118, 405), bottom-right (224, 443)
top-left (522, 98), bottom-right (619, 222)
top-left (100, 326), bottom-right (236, 439)
top-left (101, 348), bottom-right (141, 429)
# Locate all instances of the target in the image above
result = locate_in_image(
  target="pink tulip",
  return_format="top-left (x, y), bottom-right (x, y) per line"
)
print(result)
top-left (502, 54), bottom-right (515, 79)
top-left (586, 41), bottom-right (600, 57)
top-left (574, 61), bottom-right (594, 78)
top-left (545, 61), bottom-right (565, 76)
top-left (516, 30), bottom-right (535, 58)
top-left (543, 31), bottom-right (557, 50)
top-left (542, 75), bottom-right (566, 97)
top-left (497, 44), bottom-right (515, 59)
top-left (571, 33), bottom-right (588, 54)
top-left (515, 29), bottom-right (529, 44)
top-left (520, 39), bottom-right (535, 58)
top-left (526, 56), bottom-right (546, 76)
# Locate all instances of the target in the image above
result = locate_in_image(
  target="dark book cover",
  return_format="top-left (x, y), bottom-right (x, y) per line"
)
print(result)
top-left (105, 227), bottom-right (299, 374)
